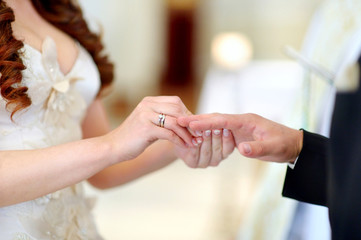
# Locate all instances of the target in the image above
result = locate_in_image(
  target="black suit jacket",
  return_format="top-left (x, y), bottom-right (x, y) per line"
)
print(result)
top-left (282, 58), bottom-right (361, 239)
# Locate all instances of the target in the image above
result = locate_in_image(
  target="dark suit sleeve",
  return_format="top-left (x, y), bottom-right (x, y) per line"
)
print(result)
top-left (282, 130), bottom-right (329, 206)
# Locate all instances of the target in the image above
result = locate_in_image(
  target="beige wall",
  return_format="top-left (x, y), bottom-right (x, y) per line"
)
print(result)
top-left (79, 0), bottom-right (166, 104)
top-left (79, 0), bottom-right (323, 105)
top-left (195, 0), bottom-right (324, 78)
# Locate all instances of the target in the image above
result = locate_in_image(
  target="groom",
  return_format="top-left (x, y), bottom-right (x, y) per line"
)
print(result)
top-left (178, 58), bottom-right (361, 239)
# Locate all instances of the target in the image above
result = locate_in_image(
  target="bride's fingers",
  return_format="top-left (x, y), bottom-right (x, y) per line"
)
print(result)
top-left (183, 146), bottom-right (201, 168)
top-left (164, 116), bottom-right (194, 146)
top-left (151, 113), bottom-right (194, 146)
top-left (145, 96), bottom-right (192, 115)
top-left (210, 129), bottom-right (223, 166)
top-left (154, 127), bottom-right (186, 147)
top-left (150, 103), bottom-right (189, 118)
top-left (222, 129), bottom-right (235, 158)
top-left (140, 98), bottom-right (197, 139)
top-left (140, 98), bottom-right (191, 118)
top-left (186, 126), bottom-right (197, 137)
top-left (198, 130), bottom-right (212, 168)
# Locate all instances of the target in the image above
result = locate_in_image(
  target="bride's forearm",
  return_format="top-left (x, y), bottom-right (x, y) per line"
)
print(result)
top-left (87, 140), bottom-right (177, 189)
top-left (0, 136), bottom-right (115, 207)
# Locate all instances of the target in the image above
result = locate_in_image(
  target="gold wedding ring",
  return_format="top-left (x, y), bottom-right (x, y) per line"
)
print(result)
top-left (158, 113), bottom-right (166, 128)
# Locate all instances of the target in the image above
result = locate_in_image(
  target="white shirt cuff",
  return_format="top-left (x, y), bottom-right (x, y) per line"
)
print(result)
top-left (287, 156), bottom-right (299, 169)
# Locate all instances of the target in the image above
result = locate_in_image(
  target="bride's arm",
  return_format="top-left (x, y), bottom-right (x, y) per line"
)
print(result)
top-left (0, 132), bottom-right (114, 207)
top-left (87, 140), bottom-right (178, 189)
top-left (0, 97), bottom-right (192, 207)
top-left (84, 99), bottom-right (180, 189)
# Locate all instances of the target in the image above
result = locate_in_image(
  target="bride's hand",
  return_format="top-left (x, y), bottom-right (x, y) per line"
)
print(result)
top-left (103, 96), bottom-right (194, 163)
top-left (175, 128), bottom-right (236, 168)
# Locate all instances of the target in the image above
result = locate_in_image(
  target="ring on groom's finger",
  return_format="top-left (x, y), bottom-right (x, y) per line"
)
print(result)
top-left (158, 113), bottom-right (166, 128)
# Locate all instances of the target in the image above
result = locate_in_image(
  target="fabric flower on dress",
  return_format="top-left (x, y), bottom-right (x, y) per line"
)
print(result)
top-left (41, 37), bottom-right (86, 128)
top-left (18, 184), bottom-right (102, 240)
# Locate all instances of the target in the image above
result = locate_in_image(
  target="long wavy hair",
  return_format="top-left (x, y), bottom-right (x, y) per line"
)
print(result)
top-left (0, 0), bottom-right (114, 119)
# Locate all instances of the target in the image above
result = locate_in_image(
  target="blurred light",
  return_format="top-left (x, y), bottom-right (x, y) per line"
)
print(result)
top-left (211, 32), bottom-right (253, 70)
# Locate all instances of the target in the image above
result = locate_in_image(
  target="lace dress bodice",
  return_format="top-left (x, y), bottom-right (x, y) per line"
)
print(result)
top-left (0, 37), bottom-right (103, 240)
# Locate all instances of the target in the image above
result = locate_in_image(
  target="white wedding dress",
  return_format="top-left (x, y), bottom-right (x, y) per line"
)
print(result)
top-left (0, 37), bottom-right (104, 240)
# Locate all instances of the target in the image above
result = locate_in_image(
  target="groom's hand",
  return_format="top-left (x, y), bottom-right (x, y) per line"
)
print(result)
top-left (178, 113), bottom-right (303, 164)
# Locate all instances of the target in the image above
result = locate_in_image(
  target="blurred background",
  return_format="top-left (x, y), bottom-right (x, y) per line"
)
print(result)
top-left (78, 0), bottom-right (330, 239)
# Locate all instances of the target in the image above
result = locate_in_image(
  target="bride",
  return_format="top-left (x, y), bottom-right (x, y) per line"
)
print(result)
top-left (0, 0), bottom-right (235, 239)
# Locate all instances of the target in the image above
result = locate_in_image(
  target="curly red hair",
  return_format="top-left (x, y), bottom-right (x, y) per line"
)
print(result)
top-left (0, 0), bottom-right (114, 119)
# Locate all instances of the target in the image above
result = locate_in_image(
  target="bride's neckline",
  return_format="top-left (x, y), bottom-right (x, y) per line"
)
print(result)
top-left (22, 38), bottom-right (81, 77)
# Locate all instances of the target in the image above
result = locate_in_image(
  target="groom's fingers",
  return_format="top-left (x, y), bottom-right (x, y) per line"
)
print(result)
top-left (238, 140), bottom-right (274, 159)
top-left (178, 113), bottom-right (227, 130)
top-left (189, 115), bottom-right (228, 131)
top-left (177, 114), bottom-right (210, 127)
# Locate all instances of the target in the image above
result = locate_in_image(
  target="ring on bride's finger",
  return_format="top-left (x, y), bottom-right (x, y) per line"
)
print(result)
top-left (161, 114), bottom-right (166, 128)
top-left (158, 113), bottom-right (166, 128)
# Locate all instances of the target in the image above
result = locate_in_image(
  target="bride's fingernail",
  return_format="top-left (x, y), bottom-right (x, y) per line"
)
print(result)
top-left (196, 131), bottom-right (203, 136)
top-left (223, 129), bottom-right (230, 137)
top-left (204, 130), bottom-right (211, 137)
top-left (213, 129), bottom-right (221, 135)
top-left (192, 139), bottom-right (198, 146)
top-left (197, 137), bottom-right (203, 144)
